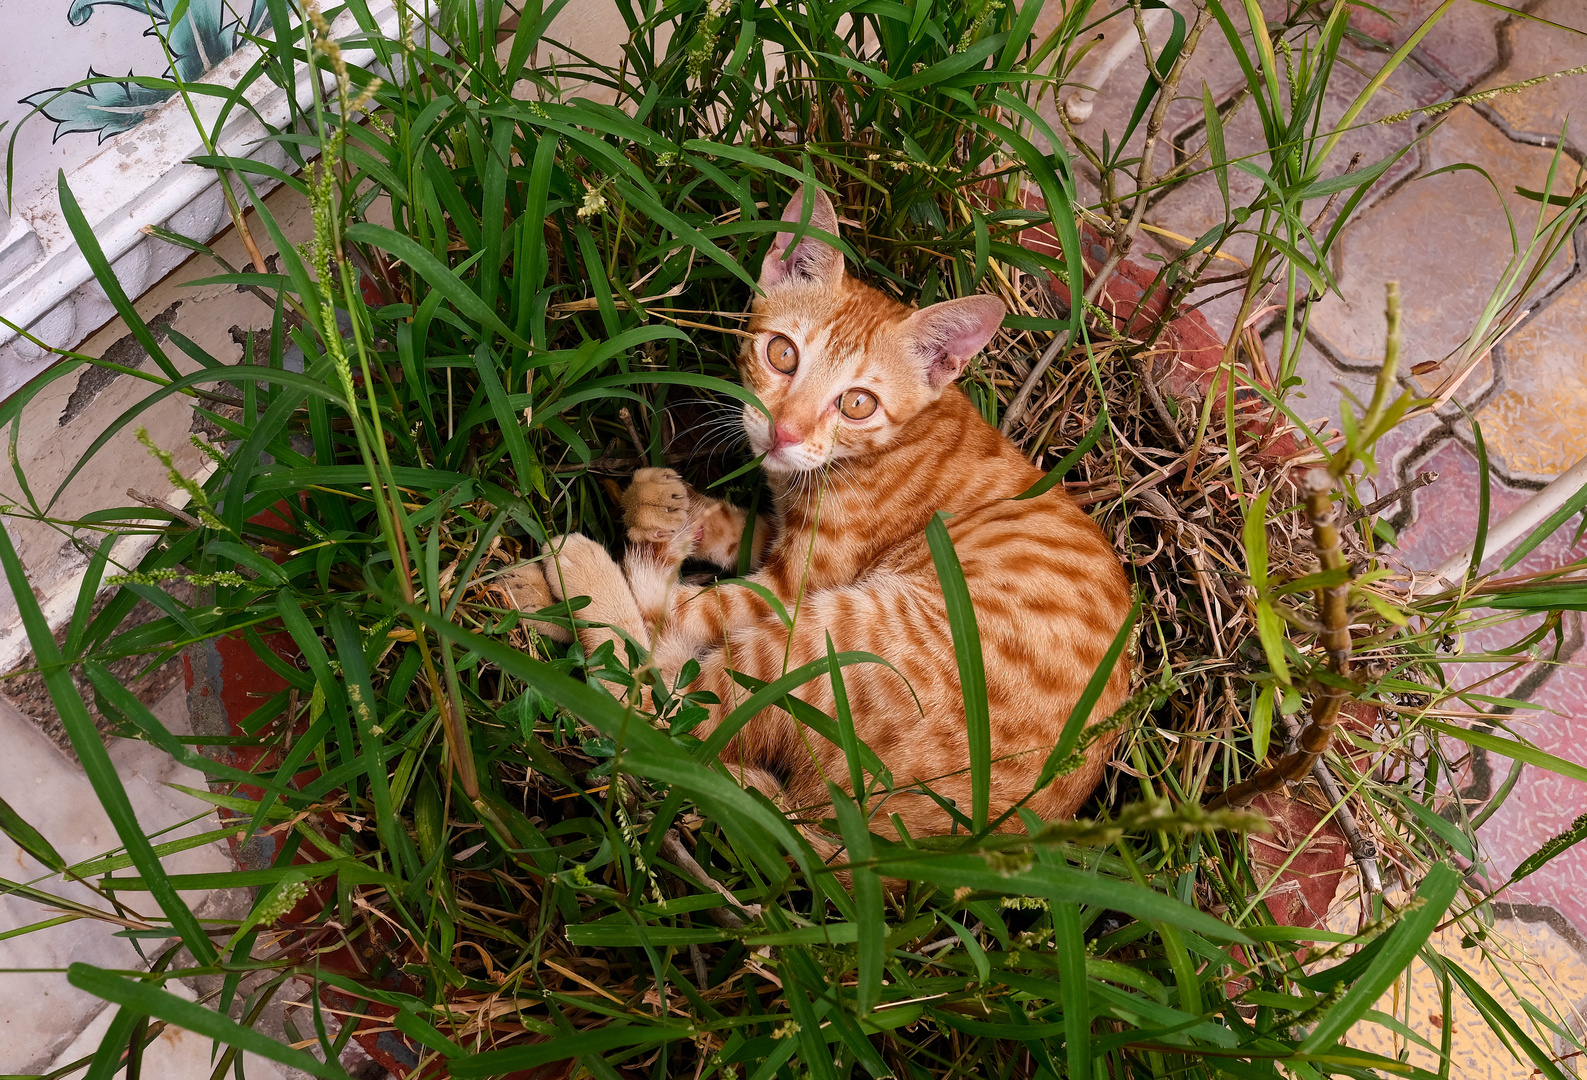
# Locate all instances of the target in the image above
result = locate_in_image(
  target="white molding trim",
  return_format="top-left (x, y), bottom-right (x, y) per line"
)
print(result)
top-left (0, 2), bottom-right (401, 402)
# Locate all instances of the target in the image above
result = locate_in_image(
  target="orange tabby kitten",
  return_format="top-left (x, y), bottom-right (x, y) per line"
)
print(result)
top-left (514, 185), bottom-right (1133, 842)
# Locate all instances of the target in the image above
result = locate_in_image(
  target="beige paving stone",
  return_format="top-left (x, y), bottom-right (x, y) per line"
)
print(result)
top-left (41, 978), bottom-right (292, 1080)
top-left (0, 180), bottom-right (313, 674)
top-left (1344, 914), bottom-right (1587, 1080)
top-left (1477, 0), bottom-right (1587, 152)
top-left (1305, 106), bottom-right (1575, 384)
top-left (1478, 273), bottom-right (1587, 481)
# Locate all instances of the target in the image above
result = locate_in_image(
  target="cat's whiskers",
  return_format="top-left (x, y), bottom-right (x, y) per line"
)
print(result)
top-left (667, 404), bottom-right (750, 467)
top-left (687, 423), bottom-right (749, 466)
top-left (665, 402), bottom-right (742, 445)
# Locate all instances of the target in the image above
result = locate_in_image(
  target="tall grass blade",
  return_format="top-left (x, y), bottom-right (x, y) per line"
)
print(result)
top-left (66, 964), bottom-right (351, 1079)
top-left (0, 520), bottom-right (216, 965)
top-left (1299, 862), bottom-right (1460, 1052)
top-left (925, 511), bottom-right (991, 831)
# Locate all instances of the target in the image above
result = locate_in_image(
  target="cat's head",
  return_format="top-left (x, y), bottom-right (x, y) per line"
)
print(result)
top-left (737, 185), bottom-right (1005, 475)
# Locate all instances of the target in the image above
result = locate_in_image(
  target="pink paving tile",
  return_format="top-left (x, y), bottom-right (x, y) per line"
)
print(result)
top-left (1280, 333), bottom-right (1442, 475)
top-left (1393, 435), bottom-right (1587, 706)
top-left (1396, 439), bottom-right (1587, 580)
top-left (1145, 38), bottom-right (1447, 341)
top-left (1467, 661), bottom-right (1587, 936)
top-left (1033, 0), bottom-right (1282, 201)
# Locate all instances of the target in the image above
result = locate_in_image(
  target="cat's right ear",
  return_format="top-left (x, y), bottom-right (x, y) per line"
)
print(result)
top-left (759, 184), bottom-right (844, 290)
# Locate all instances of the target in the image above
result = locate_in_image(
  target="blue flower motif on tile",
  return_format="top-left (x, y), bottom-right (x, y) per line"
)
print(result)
top-left (20, 0), bottom-right (270, 143)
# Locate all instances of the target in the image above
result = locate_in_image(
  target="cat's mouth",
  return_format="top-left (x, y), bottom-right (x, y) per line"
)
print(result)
top-left (745, 417), bottom-right (828, 474)
top-left (760, 440), bottom-right (827, 474)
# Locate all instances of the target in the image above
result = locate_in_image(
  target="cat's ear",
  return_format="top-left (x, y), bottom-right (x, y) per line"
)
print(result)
top-left (902, 295), bottom-right (1006, 387)
top-left (760, 184), bottom-right (844, 290)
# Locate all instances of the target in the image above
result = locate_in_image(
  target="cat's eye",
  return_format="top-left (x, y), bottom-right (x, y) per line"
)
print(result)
top-left (839, 389), bottom-right (878, 420)
top-left (766, 334), bottom-right (799, 374)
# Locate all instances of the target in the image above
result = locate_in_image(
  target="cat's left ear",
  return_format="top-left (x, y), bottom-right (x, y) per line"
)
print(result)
top-left (902, 296), bottom-right (1006, 388)
top-left (760, 184), bottom-right (845, 290)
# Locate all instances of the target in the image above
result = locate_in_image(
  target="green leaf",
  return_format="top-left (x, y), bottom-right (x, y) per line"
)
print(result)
top-left (447, 1025), bottom-right (694, 1078)
top-left (1501, 475), bottom-right (1587, 571)
top-left (1203, 83), bottom-right (1229, 209)
top-left (0, 794), bottom-right (66, 873)
top-left (56, 174), bottom-right (180, 381)
top-left (67, 964), bottom-right (350, 1078)
top-left (826, 633), bottom-right (865, 801)
top-left (1015, 408), bottom-right (1107, 500)
top-left (1445, 958), bottom-right (1572, 1080)
top-left (1509, 809), bottom-right (1587, 885)
top-left (563, 925), bottom-right (730, 947)
top-left (1421, 719), bottom-right (1587, 785)
top-left (0, 520), bottom-right (215, 966)
top-left (830, 787), bottom-right (884, 1016)
top-left (1293, 149), bottom-right (1402, 201)
top-left (1054, 901), bottom-right (1091, 1080)
top-left (1470, 416), bottom-right (1491, 583)
top-left (1298, 862), bottom-right (1460, 1051)
top-left (398, 601), bottom-right (810, 879)
top-left (1251, 684), bottom-right (1276, 763)
top-left (1035, 596), bottom-right (1141, 791)
top-left (712, 577), bottom-right (792, 629)
top-left (344, 221), bottom-right (532, 351)
top-left (1255, 599), bottom-right (1292, 686)
top-left (878, 853), bottom-right (1250, 943)
top-left (1244, 486), bottom-right (1274, 593)
top-left (925, 511), bottom-right (991, 831)
top-left (1393, 793), bottom-right (1476, 861)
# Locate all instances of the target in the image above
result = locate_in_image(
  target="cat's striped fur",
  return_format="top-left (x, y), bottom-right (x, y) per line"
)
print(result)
top-left (519, 184), bottom-right (1133, 841)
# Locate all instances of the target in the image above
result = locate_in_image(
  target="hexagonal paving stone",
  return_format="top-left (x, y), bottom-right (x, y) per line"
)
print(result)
top-left (1306, 106), bottom-right (1576, 388)
top-left (1032, 0), bottom-right (1285, 200)
top-left (1478, 272), bottom-right (1587, 482)
top-left (1470, 660), bottom-right (1587, 938)
top-left (1147, 36), bottom-right (1447, 248)
top-left (1476, 0), bottom-right (1587, 153)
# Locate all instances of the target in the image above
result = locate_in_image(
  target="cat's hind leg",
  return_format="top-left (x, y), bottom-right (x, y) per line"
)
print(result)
top-left (492, 561), bottom-right (573, 643)
top-left (541, 534), bottom-right (648, 660)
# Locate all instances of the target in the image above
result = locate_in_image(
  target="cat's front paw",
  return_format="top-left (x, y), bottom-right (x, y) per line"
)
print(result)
top-left (621, 468), bottom-right (695, 562)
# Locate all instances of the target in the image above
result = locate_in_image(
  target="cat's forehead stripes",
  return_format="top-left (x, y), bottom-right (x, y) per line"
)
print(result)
top-left (752, 278), bottom-right (910, 357)
top-left (829, 280), bottom-right (911, 345)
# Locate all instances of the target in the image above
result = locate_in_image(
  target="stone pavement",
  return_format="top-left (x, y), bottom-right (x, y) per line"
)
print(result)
top-left (1049, 0), bottom-right (1587, 1073)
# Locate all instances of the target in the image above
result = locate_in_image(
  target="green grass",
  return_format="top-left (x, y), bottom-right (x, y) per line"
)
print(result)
top-left (3, 1), bottom-right (1587, 1077)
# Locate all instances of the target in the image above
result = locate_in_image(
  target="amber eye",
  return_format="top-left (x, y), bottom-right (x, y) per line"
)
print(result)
top-left (766, 334), bottom-right (799, 374)
top-left (839, 389), bottom-right (878, 420)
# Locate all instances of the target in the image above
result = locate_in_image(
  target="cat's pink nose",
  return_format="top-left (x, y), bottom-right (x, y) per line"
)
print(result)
top-left (770, 423), bottom-right (802, 451)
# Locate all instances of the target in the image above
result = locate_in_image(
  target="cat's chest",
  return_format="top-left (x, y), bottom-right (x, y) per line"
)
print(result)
top-left (762, 516), bottom-right (913, 593)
